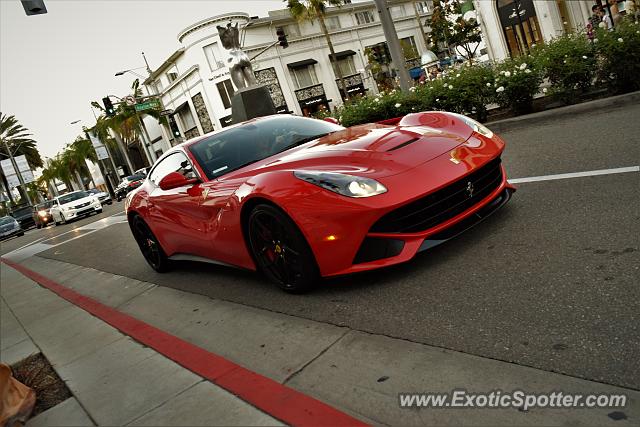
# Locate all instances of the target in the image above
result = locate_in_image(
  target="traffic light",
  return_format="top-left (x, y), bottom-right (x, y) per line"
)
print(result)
top-left (102, 97), bottom-right (115, 117)
top-left (168, 115), bottom-right (181, 138)
top-left (276, 28), bottom-right (289, 48)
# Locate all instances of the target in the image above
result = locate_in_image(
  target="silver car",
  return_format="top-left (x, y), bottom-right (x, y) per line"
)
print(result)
top-left (0, 216), bottom-right (24, 241)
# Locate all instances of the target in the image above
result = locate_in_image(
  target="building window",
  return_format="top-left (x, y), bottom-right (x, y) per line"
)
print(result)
top-left (325, 16), bottom-right (341, 30)
top-left (217, 79), bottom-right (235, 109)
top-left (290, 65), bottom-right (319, 89)
top-left (355, 10), bottom-right (376, 25)
top-left (280, 23), bottom-right (301, 38)
top-left (176, 104), bottom-right (197, 131)
top-left (332, 56), bottom-right (357, 77)
top-left (497, 0), bottom-right (542, 56)
top-left (401, 36), bottom-right (418, 58)
top-left (415, 1), bottom-right (431, 13)
top-left (167, 72), bottom-right (178, 83)
top-left (153, 81), bottom-right (163, 94)
top-left (203, 42), bottom-right (224, 71)
top-left (390, 5), bottom-right (406, 18)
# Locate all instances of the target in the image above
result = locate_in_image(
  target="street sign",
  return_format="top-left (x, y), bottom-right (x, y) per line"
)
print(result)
top-left (95, 146), bottom-right (109, 160)
top-left (134, 99), bottom-right (161, 112)
top-left (159, 109), bottom-right (174, 117)
top-left (88, 131), bottom-right (110, 160)
top-left (125, 95), bottom-right (137, 106)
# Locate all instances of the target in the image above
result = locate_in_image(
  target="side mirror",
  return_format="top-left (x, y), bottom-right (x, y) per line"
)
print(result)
top-left (159, 172), bottom-right (199, 191)
top-left (323, 117), bottom-right (339, 125)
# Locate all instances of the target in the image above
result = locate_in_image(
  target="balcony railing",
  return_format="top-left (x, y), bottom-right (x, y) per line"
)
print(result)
top-left (334, 73), bottom-right (363, 89)
top-left (294, 83), bottom-right (326, 102)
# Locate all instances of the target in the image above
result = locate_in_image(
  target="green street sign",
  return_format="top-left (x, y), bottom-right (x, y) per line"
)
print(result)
top-left (134, 99), bottom-right (161, 112)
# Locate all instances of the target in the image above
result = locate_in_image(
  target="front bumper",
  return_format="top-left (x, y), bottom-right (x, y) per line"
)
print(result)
top-left (37, 214), bottom-right (54, 225)
top-left (62, 202), bottom-right (102, 219)
top-left (286, 133), bottom-right (515, 277)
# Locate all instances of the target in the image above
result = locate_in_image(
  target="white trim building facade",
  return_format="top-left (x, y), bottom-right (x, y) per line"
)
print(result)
top-left (144, 1), bottom-right (433, 143)
top-left (474, 0), bottom-right (594, 61)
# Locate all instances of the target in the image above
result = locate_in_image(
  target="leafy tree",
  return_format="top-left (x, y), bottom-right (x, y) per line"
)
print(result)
top-left (286, 0), bottom-right (351, 101)
top-left (429, 0), bottom-right (482, 64)
top-left (0, 113), bottom-right (43, 204)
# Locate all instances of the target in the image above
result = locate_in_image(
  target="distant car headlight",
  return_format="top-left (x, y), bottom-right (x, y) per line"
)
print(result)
top-left (38, 210), bottom-right (48, 217)
top-left (450, 113), bottom-right (494, 138)
top-left (294, 171), bottom-right (387, 198)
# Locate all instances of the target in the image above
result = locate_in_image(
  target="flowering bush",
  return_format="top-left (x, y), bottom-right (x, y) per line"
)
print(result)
top-left (493, 57), bottom-right (543, 115)
top-left (594, 21), bottom-right (640, 93)
top-left (337, 90), bottom-right (425, 127)
top-left (535, 33), bottom-right (597, 101)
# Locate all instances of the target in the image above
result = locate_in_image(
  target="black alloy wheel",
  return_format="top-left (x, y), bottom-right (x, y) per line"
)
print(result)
top-left (248, 204), bottom-right (318, 293)
top-left (131, 216), bottom-right (170, 272)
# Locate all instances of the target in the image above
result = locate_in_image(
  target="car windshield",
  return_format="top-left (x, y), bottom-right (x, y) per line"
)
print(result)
top-left (36, 201), bottom-right (54, 209)
top-left (0, 216), bottom-right (15, 225)
top-left (189, 115), bottom-right (344, 180)
top-left (58, 191), bottom-right (88, 205)
top-left (11, 207), bottom-right (32, 216)
top-left (87, 189), bottom-right (99, 194)
top-left (124, 175), bottom-right (145, 183)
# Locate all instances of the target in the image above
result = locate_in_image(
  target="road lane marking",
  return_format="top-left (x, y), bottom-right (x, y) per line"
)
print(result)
top-left (510, 166), bottom-right (639, 184)
top-left (13, 236), bottom-right (45, 252)
top-left (0, 258), bottom-right (368, 427)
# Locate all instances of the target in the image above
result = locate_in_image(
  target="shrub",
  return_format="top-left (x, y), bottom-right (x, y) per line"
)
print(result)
top-left (594, 20), bottom-right (640, 93)
top-left (493, 56), bottom-right (543, 115)
top-left (535, 33), bottom-right (597, 102)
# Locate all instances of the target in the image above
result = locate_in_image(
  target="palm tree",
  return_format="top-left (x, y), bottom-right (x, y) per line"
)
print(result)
top-left (0, 113), bottom-right (43, 204)
top-left (286, 0), bottom-right (351, 101)
top-left (66, 136), bottom-right (99, 189)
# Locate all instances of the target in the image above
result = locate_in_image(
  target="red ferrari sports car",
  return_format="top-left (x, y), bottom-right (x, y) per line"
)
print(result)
top-left (126, 112), bottom-right (515, 292)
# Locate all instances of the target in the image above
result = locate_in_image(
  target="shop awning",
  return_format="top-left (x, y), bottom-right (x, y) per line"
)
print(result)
top-left (287, 59), bottom-right (318, 69)
top-left (328, 50), bottom-right (356, 61)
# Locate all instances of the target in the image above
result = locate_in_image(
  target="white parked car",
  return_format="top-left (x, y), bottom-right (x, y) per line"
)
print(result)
top-left (50, 190), bottom-right (103, 225)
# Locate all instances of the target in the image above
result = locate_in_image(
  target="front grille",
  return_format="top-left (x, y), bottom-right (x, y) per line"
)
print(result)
top-left (371, 157), bottom-right (503, 233)
top-left (74, 202), bottom-right (90, 209)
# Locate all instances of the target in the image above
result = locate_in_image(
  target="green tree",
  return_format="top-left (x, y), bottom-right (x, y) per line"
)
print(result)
top-left (286, 0), bottom-right (351, 101)
top-left (429, 0), bottom-right (482, 64)
top-left (0, 113), bottom-right (43, 204)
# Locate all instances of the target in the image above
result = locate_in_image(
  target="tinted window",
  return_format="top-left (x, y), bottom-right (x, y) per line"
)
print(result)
top-left (189, 116), bottom-right (344, 180)
top-left (149, 152), bottom-right (196, 185)
top-left (11, 207), bottom-right (32, 216)
top-left (58, 191), bottom-right (88, 205)
top-left (36, 201), bottom-right (54, 209)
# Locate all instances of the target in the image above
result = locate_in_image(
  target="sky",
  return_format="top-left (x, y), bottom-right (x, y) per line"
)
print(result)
top-left (0, 0), bottom-right (289, 160)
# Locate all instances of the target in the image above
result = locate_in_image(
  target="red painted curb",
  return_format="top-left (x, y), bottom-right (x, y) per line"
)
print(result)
top-left (1, 257), bottom-right (369, 427)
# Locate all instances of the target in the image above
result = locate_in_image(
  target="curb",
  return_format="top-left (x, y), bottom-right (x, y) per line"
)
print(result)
top-left (485, 90), bottom-right (640, 133)
top-left (1, 257), bottom-right (369, 427)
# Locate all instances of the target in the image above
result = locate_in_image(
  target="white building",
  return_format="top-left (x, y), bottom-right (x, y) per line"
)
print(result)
top-left (144, 0), bottom-right (433, 141)
top-left (473, 0), bottom-right (595, 60)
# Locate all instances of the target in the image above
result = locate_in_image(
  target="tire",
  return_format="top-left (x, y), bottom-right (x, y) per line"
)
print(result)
top-left (36, 223), bottom-right (41, 229)
top-left (60, 213), bottom-right (66, 224)
top-left (131, 216), bottom-right (170, 273)
top-left (18, 232), bottom-right (24, 237)
top-left (247, 204), bottom-right (318, 293)
top-left (97, 209), bottom-right (103, 214)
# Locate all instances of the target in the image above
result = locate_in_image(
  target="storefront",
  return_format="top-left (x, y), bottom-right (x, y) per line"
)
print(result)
top-left (336, 73), bottom-right (367, 100)
top-left (294, 83), bottom-right (331, 117)
top-left (497, 0), bottom-right (542, 56)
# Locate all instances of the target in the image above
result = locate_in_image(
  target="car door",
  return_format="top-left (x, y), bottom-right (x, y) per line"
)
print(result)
top-left (146, 151), bottom-right (218, 258)
top-left (50, 199), bottom-right (61, 221)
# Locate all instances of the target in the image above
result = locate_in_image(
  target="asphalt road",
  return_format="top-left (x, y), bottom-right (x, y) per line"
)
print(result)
top-left (4, 103), bottom-right (639, 390)
top-left (0, 201), bottom-right (125, 256)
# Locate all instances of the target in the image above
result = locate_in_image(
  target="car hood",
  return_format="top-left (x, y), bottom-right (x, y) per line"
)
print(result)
top-left (227, 121), bottom-right (473, 180)
top-left (59, 196), bottom-right (96, 208)
top-left (0, 222), bottom-right (18, 232)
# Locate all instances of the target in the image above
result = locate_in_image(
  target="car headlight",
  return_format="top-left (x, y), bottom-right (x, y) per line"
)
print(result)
top-left (294, 171), bottom-right (387, 198)
top-left (62, 206), bottom-right (71, 211)
top-left (450, 113), bottom-right (494, 138)
top-left (38, 210), bottom-right (47, 217)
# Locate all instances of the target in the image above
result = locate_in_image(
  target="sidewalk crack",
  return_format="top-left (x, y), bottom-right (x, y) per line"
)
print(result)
top-left (283, 328), bottom-right (350, 385)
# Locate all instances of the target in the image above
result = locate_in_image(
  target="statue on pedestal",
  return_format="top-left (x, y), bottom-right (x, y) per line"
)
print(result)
top-left (217, 22), bottom-right (258, 90)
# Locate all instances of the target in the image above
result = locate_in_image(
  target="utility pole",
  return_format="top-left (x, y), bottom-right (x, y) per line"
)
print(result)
top-left (373, 0), bottom-right (412, 92)
top-left (413, 1), bottom-right (430, 50)
top-left (2, 140), bottom-right (33, 205)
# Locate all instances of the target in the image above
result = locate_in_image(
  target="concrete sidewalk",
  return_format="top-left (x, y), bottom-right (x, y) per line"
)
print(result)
top-left (0, 263), bottom-right (282, 426)
top-left (2, 256), bottom-right (640, 426)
